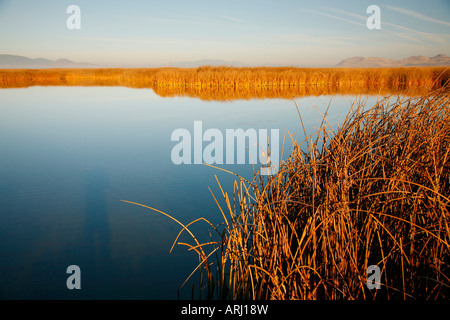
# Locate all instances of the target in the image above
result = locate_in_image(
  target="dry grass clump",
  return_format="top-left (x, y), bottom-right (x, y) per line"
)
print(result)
top-left (124, 86), bottom-right (450, 300)
top-left (212, 87), bottom-right (450, 299)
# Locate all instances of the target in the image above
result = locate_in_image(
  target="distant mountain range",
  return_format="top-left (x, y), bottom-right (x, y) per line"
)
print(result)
top-left (159, 59), bottom-right (248, 68)
top-left (1, 53), bottom-right (449, 69)
top-left (0, 54), bottom-right (95, 69)
top-left (335, 54), bottom-right (450, 68)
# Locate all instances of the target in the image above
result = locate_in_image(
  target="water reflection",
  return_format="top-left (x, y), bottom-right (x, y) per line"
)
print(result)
top-left (151, 85), bottom-right (427, 101)
top-left (83, 168), bottom-right (111, 274)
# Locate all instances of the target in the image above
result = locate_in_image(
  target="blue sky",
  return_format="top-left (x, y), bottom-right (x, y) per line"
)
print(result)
top-left (0, 0), bottom-right (449, 66)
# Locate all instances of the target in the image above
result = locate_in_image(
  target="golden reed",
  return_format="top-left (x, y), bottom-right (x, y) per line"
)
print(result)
top-left (0, 66), bottom-right (448, 100)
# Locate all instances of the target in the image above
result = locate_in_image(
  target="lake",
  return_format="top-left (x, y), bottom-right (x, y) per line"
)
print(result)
top-left (0, 86), bottom-right (381, 299)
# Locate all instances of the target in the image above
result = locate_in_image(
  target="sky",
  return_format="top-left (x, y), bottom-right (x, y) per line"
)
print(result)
top-left (0, 0), bottom-right (449, 67)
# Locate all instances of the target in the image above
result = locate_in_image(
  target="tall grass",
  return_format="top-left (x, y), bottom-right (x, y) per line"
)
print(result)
top-left (1, 66), bottom-right (448, 100)
top-left (123, 86), bottom-right (450, 299)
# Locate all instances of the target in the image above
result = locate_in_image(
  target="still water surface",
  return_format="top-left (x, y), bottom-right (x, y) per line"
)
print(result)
top-left (0, 86), bottom-right (380, 299)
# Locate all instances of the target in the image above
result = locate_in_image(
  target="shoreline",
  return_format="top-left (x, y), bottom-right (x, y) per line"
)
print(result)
top-left (1, 66), bottom-right (448, 101)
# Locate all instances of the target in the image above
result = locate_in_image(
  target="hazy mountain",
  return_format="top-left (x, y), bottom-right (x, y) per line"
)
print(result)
top-left (160, 59), bottom-right (248, 68)
top-left (0, 54), bottom-right (96, 69)
top-left (0, 55), bottom-right (249, 69)
top-left (335, 54), bottom-right (450, 68)
top-left (3, 53), bottom-right (449, 69)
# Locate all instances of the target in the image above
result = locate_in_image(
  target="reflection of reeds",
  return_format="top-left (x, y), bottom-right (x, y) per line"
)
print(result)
top-left (124, 87), bottom-right (450, 299)
top-left (0, 66), bottom-right (448, 100)
top-left (152, 84), bottom-right (430, 101)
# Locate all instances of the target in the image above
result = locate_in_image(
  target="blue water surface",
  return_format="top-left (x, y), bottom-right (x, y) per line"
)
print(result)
top-left (0, 86), bottom-right (376, 299)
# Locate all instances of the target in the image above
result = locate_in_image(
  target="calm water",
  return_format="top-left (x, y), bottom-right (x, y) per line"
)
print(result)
top-left (0, 86), bottom-right (379, 299)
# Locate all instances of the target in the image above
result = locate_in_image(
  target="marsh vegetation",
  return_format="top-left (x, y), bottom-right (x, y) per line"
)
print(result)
top-left (1, 66), bottom-right (448, 100)
top-left (125, 86), bottom-right (450, 299)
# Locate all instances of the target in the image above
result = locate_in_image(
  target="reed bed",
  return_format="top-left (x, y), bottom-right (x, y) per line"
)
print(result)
top-left (124, 85), bottom-right (450, 300)
top-left (0, 66), bottom-right (448, 101)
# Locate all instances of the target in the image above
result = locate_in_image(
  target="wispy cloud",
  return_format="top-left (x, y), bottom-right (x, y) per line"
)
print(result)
top-left (79, 36), bottom-right (226, 46)
top-left (385, 5), bottom-right (450, 28)
top-left (120, 14), bottom-right (223, 27)
top-left (382, 20), bottom-right (449, 45)
top-left (301, 8), bottom-right (365, 27)
top-left (259, 32), bottom-right (352, 47)
top-left (211, 14), bottom-right (250, 25)
top-left (79, 36), bottom-right (178, 44)
top-left (300, 7), bottom-right (424, 46)
top-left (319, 6), bottom-right (449, 46)
top-left (323, 7), bottom-right (367, 22)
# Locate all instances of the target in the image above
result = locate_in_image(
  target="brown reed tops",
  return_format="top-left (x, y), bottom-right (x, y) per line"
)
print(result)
top-left (0, 66), bottom-right (448, 101)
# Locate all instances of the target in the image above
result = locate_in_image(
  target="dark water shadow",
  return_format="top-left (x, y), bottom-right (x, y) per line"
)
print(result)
top-left (82, 167), bottom-right (112, 293)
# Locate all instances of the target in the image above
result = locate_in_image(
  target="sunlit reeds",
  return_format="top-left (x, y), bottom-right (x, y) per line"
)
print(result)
top-left (0, 66), bottom-right (448, 100)
top-left (123, 86), bottom-right (449, 299)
